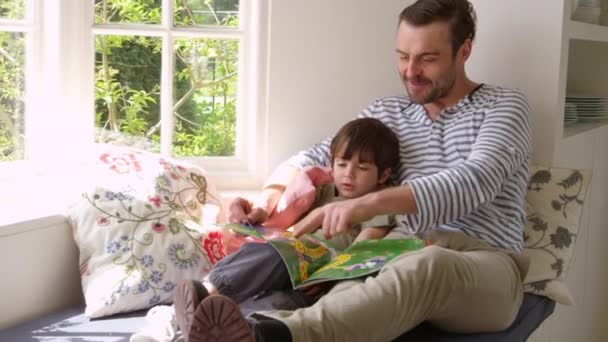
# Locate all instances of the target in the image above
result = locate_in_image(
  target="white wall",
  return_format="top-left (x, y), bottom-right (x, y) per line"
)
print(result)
top-left (265, 0), bottom-right (408, 170)
top-left (466, 0), bottom-right (565, 166)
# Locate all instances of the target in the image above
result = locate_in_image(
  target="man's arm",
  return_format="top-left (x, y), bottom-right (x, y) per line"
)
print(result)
top-left (293, 184), bottom-right (418, 238)
top-left (401, 90), bottom-right (531, 232)
top-left (295, 90), bottom-right (531, 237)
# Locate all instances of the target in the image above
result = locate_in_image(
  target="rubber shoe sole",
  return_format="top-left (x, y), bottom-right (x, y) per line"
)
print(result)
top-left (188, 295), bottom-right (255, 342)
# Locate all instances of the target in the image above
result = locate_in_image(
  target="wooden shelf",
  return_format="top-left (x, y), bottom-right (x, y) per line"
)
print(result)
top-left (569, 20), bottom-right (608, 42)
top-left (563, 119), bottom-right (608, 138)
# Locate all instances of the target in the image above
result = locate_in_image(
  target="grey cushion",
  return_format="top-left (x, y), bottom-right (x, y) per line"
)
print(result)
top-left (0, 294), bottom-right (554, 341)
top-left (0, 307), bottom-right (147, 342)
top-left (394, 293), bottom-right (556, 341)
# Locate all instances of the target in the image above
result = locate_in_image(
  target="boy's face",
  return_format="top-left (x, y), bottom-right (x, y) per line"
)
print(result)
top-left (332, 150), bottom-right (385, 199)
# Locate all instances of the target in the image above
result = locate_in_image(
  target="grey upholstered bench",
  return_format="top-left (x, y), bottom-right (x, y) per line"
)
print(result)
top-left (0, 293), bottom-right (554, 342)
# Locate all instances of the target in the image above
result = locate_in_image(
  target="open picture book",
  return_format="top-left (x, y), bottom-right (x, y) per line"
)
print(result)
top-left (221, 223), bottom-right (427, 289)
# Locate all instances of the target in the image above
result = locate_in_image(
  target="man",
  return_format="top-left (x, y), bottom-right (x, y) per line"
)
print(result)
top-left (186, 0), bottom-right (531, 341)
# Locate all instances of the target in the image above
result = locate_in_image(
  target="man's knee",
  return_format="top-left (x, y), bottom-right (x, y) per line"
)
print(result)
top-left (384, 245), bottom-right (456, 281)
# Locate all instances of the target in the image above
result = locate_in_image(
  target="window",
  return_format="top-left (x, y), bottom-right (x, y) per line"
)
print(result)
top-left (93, 0), bottom-right (240, 158)
top-left (0, 0), bottom-right (33, 162)
top-left (0, 0), bottom-right (267, 190)
top-left (91, 0), bottom-right (266, 188)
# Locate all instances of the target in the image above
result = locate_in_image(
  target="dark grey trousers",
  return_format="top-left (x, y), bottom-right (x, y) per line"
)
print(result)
top-left (207, 242), bottom-right (316, 316)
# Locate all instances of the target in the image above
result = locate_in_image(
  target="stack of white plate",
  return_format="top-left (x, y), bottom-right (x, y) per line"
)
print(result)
top-left (565, 95), bottom-right (608, 124)
top-left (564, 101), bottom-right (579, 125)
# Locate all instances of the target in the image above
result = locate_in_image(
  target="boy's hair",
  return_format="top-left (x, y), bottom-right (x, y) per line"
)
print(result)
top-left (330, 117), bottom-right (400, 176)
top-left (398, 0), bottom-right (476, 57)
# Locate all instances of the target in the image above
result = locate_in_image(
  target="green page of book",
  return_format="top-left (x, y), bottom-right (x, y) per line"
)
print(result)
top-left (220, 223), bottom-right (425, 289)
top-left (295, 238), bottom-right (425, 288)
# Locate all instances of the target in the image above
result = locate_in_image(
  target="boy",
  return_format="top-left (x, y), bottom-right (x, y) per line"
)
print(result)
top-left (175, 117), bottom-right (401, 341)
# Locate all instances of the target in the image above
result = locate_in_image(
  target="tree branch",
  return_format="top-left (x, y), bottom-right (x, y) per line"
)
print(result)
top-left (0, 47), bottom-right (16, 64)
top-left (145, 71), bottom-right (237, 137)
top-left (205, 2), bottom-right (221, 25)
top-left (181, 0), bottom-right (197, 25)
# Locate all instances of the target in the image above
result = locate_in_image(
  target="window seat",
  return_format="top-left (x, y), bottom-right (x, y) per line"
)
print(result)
top-left (0, 293), bottom-right (554, 342)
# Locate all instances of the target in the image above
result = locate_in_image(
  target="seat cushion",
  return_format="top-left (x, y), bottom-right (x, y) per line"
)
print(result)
top-left (393, 293), bottom-right (556, 341)
top-left (0, 294), bottom-right (554, 341)
top-left (0, 307), bottom-right (147, 342)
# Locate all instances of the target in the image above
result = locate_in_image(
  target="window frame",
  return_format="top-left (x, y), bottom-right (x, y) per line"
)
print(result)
top-left (0, 0), bottom-right (40, 166)
top-left (84, 0), bottom-right (268, 190)
top-left (0, 0), bottom-right (269, 191)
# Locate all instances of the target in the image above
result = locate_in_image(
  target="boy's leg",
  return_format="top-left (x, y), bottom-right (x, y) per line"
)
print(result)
top-left (208, 242), bottom-right (293, 303)
top-left (176, 242), bottom-right (316, 339)
top-left (174, 279), bottom-right (209, 341)
top-left (256, 231), bottom-right (526, 342)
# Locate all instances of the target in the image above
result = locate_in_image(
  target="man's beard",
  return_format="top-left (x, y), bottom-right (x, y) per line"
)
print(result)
top-left (404, 71), bottom-right (456, 105)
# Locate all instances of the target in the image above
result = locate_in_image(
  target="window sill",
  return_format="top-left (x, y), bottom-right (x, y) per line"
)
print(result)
top-left (0, 164), bottom-right (262, 229)
top-left (0, 165), bottom-right (77, 227)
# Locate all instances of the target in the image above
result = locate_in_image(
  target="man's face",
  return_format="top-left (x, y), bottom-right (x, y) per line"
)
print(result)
top-left (395, 21), bottom-right (460, 104)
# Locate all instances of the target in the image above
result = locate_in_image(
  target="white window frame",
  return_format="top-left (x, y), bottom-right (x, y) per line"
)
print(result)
top-left (81, 0), bottom-right (269, 190)
top-left (0, 0), bottom-right (269, 190)
top-left (0, 0), bottom-right (40, 174)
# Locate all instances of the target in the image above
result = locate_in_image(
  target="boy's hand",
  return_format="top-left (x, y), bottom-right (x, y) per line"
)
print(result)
top-left (300, 283), bottom-right (334, 300)
top-left (354, 227), bottom-right (389, 242)
top-left (228, 197), bottom-right (269, 224)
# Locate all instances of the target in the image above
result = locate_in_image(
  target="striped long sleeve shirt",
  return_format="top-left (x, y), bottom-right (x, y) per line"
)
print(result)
top-left (283, 84), bottom-right (531, 252)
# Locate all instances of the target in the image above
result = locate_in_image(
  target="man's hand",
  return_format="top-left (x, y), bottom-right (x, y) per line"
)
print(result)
top-left (227, 197), bottom-right (269, 224)
top-left (293, 196), bottom-right (377, 239)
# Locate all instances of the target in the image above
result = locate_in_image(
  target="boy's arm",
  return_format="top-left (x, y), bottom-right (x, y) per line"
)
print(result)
top-left (354, 227), bottom-right (390, 242)
top-left (352, 214), bottom-right (395, 242)
top-left (228, 164), bottom-right (299, 224)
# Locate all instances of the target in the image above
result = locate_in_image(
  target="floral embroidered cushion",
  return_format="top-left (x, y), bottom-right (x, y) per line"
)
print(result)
top-left (68, 145), bottom-right (225, 318)
top-left (523, 166), bottom-right (591, 305)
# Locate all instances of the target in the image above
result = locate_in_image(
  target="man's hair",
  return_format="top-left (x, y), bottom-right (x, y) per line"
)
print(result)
top-left (330, 117), bottom-right (400, 177)
top-left (399, 0), bottom-right (477, 56)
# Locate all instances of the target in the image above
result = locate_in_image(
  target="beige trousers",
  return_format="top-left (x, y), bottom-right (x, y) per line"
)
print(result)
top-left (259, 230), bottom-right (528, 342)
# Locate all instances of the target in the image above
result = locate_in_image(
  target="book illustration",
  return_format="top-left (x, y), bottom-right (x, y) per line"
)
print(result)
top-left (220, 223), bottom-right (426, 289)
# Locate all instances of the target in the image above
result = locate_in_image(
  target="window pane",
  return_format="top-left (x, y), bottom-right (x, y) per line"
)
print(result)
top-left (0, 0), bottom-right (25, 20)
top-left (172, 38), bottom-right (238, 157)
top-left (94, 35), bottom-right (161, 152)
top-left (174, 0), bottom-right (239, 27)
top-left (0, 31), bottom-right (25, 161)
top-left (95, 0), bottom-right (161, 25)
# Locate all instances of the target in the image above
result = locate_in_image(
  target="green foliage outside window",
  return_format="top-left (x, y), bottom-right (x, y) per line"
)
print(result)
top-left (0, 0), bottom-right (240, 161)
top-left (0, 1), bottom-right (25, 161)
top-left (0, 0), bottom-right (24, 20)
top-left (0, 0), bottom-right (30, 160)
top-left (94, 0), bottom-right (240, 157)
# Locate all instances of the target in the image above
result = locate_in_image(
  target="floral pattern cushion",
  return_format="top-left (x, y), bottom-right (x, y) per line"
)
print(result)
top-left (69, 145), bottom-right (226, 318)
top-left (522, 165), bottom-right (591, 305)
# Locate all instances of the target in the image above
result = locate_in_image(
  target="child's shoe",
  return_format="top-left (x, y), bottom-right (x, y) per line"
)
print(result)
top-left (130, 305), bottom-right (177, 342)
top-left (173, 279), bottom-right (209, 341)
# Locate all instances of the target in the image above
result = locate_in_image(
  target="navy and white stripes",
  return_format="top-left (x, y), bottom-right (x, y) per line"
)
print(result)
top-left (284, 84), bottom-right (531, 252)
